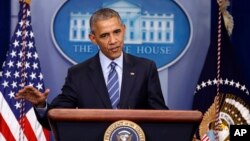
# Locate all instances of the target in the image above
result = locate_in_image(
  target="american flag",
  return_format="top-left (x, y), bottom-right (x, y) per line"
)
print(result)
top-left (0, 0), bottom-right (49, 140)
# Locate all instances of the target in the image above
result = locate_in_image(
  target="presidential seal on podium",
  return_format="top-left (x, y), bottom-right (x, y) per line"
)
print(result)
top-left (104, 120), bottom-right (145, 141)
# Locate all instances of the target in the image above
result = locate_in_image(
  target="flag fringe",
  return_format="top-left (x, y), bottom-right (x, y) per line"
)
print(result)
top-left (217, 0), bottom-right (234, 36)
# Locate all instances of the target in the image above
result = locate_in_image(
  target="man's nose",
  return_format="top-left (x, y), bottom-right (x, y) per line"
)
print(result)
top-left (109, 34), bottom-right (116, 44)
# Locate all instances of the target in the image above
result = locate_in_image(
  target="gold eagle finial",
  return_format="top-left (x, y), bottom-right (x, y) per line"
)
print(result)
top-left (19, 0), bottom-right (31, 5)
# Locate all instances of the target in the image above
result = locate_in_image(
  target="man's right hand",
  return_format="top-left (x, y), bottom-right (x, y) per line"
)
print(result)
top-left (15, 86), bottom-right (50, 108)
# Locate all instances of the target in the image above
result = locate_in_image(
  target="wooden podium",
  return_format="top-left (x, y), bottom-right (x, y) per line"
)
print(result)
top-left (48, 109), bottom-right (202, 141)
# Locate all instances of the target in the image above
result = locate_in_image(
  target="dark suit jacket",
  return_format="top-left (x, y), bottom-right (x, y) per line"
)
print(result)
top-left (38, 52), bottom-right (168, 129)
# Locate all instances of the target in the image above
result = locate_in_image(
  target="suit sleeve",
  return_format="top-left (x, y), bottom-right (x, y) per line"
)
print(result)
top-left (147, 61), bottom-right (169, 109)
top-left (34, 68), bottom-right (79, 130)
top-left (49, 68), bottom-right (79, 108)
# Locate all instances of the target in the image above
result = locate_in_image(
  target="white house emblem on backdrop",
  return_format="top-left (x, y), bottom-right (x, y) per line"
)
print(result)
top-left (51, 0), bottom-right (192, 70)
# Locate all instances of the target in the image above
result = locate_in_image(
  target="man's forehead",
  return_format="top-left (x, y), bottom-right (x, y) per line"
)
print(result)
top-left (94, 20), bottom-right (123, 34)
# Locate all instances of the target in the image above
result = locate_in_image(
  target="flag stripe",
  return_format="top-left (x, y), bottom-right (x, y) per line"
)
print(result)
top-left (0, 92), bottom-right (27, 140)
top-left (201, 134), bottom-right (209, 141)
top-left (0, 115), bottom-right (15, 141)
top-left (0, 133), bottom-right (7, 141)
top-left (43, 128), bottom-right (50, 141)
top-left (26, 109), bottom-right (47, 141)
top-left (21, 115), bottom-right (38, 141)
top-left (0, 97), bottom-right (47, 141)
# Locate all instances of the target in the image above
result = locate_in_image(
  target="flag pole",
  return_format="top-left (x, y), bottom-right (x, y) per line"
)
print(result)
top-left (19, 0), bottom-right (31, 140)
top-left (215, 0), bottom-right (223, 140)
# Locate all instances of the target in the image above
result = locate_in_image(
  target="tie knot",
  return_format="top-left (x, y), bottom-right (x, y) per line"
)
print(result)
top-left (110, 62), bottom-right (117, 70)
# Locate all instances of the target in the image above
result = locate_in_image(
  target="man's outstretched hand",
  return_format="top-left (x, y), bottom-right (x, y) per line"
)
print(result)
top-left (15, 86), bottom-right (50, 108)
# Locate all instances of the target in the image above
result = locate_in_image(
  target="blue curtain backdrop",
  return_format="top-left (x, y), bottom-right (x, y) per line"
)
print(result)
top-left (211, 0), bottom-right (250, 89)
top-left (0, 1), bottom-right (10, 69)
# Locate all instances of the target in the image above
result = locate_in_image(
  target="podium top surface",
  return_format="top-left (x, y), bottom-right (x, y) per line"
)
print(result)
top-left (48, 109), bottom-right (202, 123)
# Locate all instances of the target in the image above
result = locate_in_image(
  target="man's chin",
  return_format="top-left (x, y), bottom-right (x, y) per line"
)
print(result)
top-left (110, 52), bottom-right (122, 59)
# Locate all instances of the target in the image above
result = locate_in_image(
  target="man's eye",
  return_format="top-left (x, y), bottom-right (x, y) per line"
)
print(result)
top-left (100, 35), bottom-right (106, 38)
top-left (114, 29), bottom-right (121, 34)
top-left (100, 34), bottom-right (108, 38)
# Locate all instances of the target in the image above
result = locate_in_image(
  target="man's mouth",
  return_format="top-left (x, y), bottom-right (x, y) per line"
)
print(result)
top-left (109, 46), bottom-right (119, 52)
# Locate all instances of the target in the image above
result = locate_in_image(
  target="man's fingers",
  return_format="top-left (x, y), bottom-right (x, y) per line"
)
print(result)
top-left (14, 86), bottom-right (50, 106)
top-left (16, 86), bottom-right (34, 95)
top-left (24, 86), bottom-right (38, 93)
top-left (15, 93), bottom-right (23, 99)
top-left (15, 87), bottom-right (49, 100)
top-left (44, 89), bottom-right (50, 97)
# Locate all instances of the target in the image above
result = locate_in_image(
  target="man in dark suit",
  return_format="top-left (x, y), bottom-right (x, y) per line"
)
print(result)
top-left (16, 8), bottom-right (168, 129)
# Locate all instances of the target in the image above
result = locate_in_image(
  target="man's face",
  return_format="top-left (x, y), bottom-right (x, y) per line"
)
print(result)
top-left (89, 17), bottom-right (126, 60)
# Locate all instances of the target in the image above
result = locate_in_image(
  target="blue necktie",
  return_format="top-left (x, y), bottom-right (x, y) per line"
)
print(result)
top-left (107, 62), bottom-right (119, 109)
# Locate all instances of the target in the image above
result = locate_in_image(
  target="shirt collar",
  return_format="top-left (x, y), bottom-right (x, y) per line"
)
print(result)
top-left (99, 51), bottom-right (123, 70)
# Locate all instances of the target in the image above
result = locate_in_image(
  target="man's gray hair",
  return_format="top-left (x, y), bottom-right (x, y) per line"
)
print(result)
top-left (89, 8), bottom-right (122, 34)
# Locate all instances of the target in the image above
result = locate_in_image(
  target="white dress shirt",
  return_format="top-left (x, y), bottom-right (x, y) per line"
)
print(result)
top-left (99, 51), bottom-right (123, 95)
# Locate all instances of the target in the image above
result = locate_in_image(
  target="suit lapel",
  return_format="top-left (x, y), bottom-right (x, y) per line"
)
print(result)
top-left (119, 53), bottom-right (136, 108)
top-left (88, 54), bottom-right (112, 108)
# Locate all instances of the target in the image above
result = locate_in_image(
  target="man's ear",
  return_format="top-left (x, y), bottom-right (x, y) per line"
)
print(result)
top-left (123, 24), bottom-right (126, 30)
top-left (122, 24), bottom-right (126, 35)
top-left (89, 33), bottom-right (97, 45)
